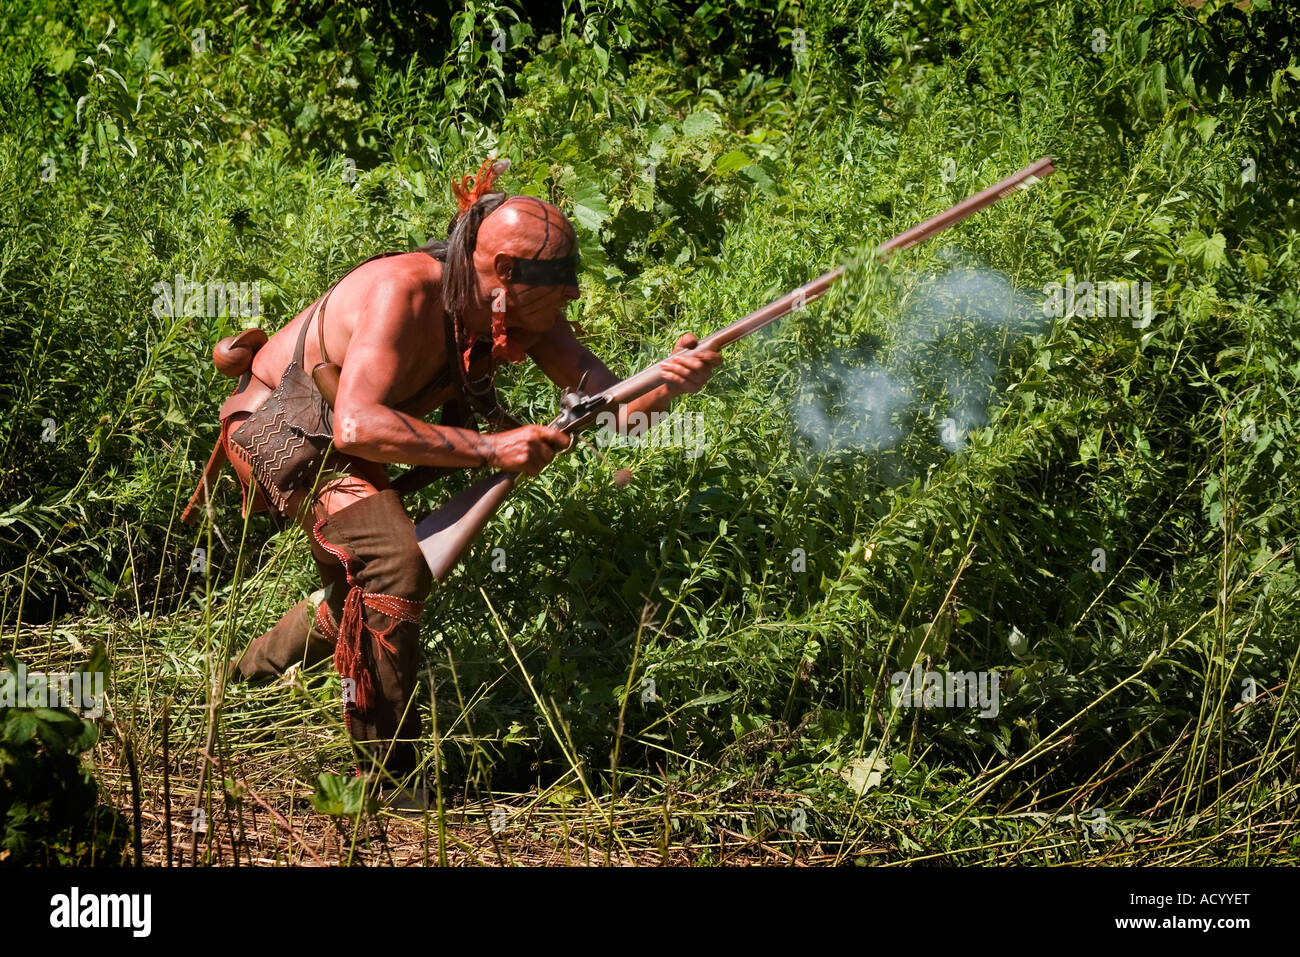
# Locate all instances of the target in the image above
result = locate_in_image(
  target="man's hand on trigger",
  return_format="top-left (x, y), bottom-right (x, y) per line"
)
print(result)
top-left (488, 425), bottom-right (571, 476)
top-left (659, 333), bottom-right (723, 397)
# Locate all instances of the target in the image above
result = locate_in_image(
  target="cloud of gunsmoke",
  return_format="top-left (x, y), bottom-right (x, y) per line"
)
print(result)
top-left (793, 253), bottom-right (1043, 455)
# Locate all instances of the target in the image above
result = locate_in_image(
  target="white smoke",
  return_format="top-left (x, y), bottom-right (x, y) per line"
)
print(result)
top-left (793, 253), bottom-right (1044, 455)
top-left (794, 362), bottom-right (909, 452)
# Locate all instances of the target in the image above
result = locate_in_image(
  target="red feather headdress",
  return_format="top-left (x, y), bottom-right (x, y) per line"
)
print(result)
top-left (451, 156), bottom-right (508, 215)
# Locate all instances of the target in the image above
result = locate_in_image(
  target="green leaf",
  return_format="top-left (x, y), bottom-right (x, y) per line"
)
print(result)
top-left (310, 772), bottom-right (377, 818)
top-left (684, 691), bottom-right (733, 708)
top-left (451, 12), bottom-right (472, 47)
top-left (86, 568), bottom-right (116, 597)
top-left (294, 101), bottom-right (320, 131)
top-left (681, 110), bottom-right (721, 139)
top-left (741, 164), bottom-right (775, 194)
top-left (568, 179), bottom-right (611, 233)
top-left (48, 46), bottom-right (76, 74)
top-left (714, 149), bottom-right (750, 174)
top-left (5, 712), bottom-right (38, 745)
top-left (1149, 62), bottom-right (1167, 112)
top-left (1180, 230), bottom-right (1226, 270)
top-left (1242, 250), bottom-right (1268, 280)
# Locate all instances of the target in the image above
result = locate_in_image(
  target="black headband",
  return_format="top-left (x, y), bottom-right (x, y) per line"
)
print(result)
top-left (512, 253), bottom-right (580, 287)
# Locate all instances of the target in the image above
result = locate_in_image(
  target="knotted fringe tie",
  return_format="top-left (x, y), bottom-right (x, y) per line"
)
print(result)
top-left (312, 519), bottom-right (424, 732)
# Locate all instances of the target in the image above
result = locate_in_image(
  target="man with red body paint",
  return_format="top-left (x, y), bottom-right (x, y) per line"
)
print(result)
top-left (206, 160), bottom-right (721, 786)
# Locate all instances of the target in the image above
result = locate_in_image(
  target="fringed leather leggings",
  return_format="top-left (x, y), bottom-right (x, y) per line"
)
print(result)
top-left (234, 490), bottom-right (431, 776)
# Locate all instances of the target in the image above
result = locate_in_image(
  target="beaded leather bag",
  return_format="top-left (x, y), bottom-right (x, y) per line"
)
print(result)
top-left (226, 305), bottom-right (333, 516)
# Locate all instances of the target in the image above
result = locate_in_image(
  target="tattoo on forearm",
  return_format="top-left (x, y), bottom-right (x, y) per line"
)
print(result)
top-left (468, 432), bottom-right (494, 467)
top-left (377, 406), bottom-right (495, 467)
top-left (388, 408), bottom-right (423, 440)
top-left (416, 424), bottom-right (495, 467)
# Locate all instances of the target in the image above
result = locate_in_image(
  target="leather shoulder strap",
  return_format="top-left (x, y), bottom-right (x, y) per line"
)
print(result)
top-left (291, 300), bottom-right (316, 369)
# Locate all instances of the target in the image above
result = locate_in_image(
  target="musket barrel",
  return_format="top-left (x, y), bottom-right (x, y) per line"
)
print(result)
top-left (876, 155), bottom-right (1055, 259)
top-left (600, 156), bottom-right (1055, 409)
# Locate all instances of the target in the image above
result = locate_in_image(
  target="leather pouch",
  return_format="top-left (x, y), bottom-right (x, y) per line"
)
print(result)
top-left (228, 317), bottom-right (334, 514)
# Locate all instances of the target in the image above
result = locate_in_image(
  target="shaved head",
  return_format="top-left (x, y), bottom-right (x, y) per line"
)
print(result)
top-left (474, 195), bottom-right (577, 263)
top-left (425, 183), bottom-right (582, 371)
top-left (470, 194), bottom-right (582, 359)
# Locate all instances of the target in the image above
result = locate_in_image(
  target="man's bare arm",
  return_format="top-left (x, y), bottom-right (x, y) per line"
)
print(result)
top-left (331, 283), bottom-right (567, 475)
top-left (528, 318), bottom-right (722, 439)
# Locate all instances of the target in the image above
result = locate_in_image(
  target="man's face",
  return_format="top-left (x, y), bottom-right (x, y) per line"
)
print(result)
top-left (475, 197), bottom-right (582, 334)
top-left (502, 275), bottom-right (582, 331)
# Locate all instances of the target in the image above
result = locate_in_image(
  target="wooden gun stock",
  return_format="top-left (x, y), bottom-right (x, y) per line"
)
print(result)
top-left (414, 157), bottom-right (1056, 580)
top-left (416, 471), bottom-right (519, 581)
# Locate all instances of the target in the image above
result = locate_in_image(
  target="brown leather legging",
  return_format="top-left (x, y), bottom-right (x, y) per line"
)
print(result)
top-left (235, 489), bottom-right (432, 777)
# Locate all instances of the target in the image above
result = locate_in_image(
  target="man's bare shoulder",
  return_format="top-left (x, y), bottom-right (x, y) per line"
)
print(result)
top-left (347, 252), bottom-right (442, 309)
top-left (252, 252), bottom-right (445, 388)
top-left (328, 252), bottom-right (445, 348)
top-left (332, 252), bottom-right (454, 409)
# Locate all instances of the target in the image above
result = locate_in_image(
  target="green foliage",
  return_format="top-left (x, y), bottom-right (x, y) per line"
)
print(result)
top-left (309, 771), bottom-right (378, 819)
top-left (0, 653), bottom-right (128, 865)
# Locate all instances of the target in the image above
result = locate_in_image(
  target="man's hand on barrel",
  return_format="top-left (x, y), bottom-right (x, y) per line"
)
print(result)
top-left (659, 333), bottom-right (723, 397)
top-left (487, 424), bottom-right (572, 476)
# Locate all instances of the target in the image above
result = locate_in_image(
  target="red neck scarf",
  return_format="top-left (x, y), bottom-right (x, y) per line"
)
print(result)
top-left (460, 311), bottom-right (527, 375)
